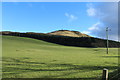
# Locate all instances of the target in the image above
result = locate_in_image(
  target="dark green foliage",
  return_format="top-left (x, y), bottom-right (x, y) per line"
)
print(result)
top-left (1, 31), bottom-right (120, 48)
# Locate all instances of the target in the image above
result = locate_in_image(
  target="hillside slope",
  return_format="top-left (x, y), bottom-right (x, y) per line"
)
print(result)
top-left (2, 35), bottom-right (119, 79)
top-left (47, 30), bottom-right (91, 37)
top-left (1, 31), bottom-right (120, 47)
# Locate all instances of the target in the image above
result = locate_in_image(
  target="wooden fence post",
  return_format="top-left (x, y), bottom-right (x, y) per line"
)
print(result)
top-left (102, 68), bottom-right (108, 80)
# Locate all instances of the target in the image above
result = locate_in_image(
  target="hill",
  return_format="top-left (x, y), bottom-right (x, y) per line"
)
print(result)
top-left (1, 30), bottom-right (120, 47)
top-left (2, 35), bottom-right (119, 79)
top-left (47, 30), bottom-right (91, 37)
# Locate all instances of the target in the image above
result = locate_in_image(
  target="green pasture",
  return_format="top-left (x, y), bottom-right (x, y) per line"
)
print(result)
top-left (2, 35), bottom-right (119, 79)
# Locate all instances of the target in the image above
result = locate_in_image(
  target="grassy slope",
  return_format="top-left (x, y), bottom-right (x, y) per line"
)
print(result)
top-left (2, 35), bottom-right (118, 78)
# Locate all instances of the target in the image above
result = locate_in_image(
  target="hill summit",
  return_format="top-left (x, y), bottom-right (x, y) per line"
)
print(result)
top-left (47, 30), bottom-right (91, 37)
top-left (1, 30), bottom-right (120, 47)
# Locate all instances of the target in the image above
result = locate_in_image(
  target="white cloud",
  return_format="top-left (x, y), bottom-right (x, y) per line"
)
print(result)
top-left (88, 22), bottom-right (100, 31)
top-left (82, 31), bottom-right (91, 34)
top-left (82, 22), bottom-right (102, 36)
top-left (65, 13), bottom-right (78, 22)
top-left (87, 7), bottom-right (96, 16)
top-left (86, 3), bottom-right (118, 41)
top-left (87, 4), bottom-right (96, 16)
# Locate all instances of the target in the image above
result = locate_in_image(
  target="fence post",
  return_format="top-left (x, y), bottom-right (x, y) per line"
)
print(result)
top-left (102, 68), bottom-right (108, 80)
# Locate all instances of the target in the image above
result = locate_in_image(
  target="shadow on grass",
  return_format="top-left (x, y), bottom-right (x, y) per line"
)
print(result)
top-left (2, 57), bottom-right (46, 64)
top-left (2, 57), bottom-right (119, 79)
top-left (101, 56), bottom-right (120, 58)
top-left (2, 78), bottom-right (96, 80)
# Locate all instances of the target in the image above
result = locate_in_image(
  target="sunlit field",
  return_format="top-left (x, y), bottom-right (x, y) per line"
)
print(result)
top-left (2, 36), bottom-right (118, 79)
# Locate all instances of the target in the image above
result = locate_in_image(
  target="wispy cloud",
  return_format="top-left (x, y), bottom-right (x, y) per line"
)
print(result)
top-left (86, 3), bottom-right (118, 41)
top-left (82, 31), bottom-right (91, 34)
top-left (65, 13), bottom-right (78, 22)
top-left (82, 22), bottom-right (101, 35)
top-left (88, 22), bottom-right (100, 31)
top-left (87, 3), bottom-right (96, 16)
top-left (87, 7), bottom-right (96, 16)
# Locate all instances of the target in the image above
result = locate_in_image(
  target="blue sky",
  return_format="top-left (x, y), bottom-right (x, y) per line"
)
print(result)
top-left (2, 2), bottom-right (118, 40)
top-left (2, 2), bottom-right (98, 33)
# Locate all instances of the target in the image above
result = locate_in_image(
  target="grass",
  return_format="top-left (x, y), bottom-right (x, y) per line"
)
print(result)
top-left (2, 35), bottom-right (119, 79)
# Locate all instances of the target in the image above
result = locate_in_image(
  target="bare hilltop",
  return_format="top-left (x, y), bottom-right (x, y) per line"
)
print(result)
top-left (47, 30), bottom-right (91, 37)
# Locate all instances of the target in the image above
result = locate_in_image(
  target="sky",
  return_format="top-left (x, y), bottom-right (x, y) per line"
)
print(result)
top-left (2, 2), bottom-right (119, 41)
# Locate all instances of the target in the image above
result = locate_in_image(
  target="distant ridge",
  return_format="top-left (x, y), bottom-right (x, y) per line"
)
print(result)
top-left (47, 30), bottom-right (91, 37)
top-left (1, 30), bottom-right (120, 48)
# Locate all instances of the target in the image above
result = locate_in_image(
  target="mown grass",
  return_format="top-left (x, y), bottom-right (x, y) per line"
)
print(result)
top-left (2, 35), bottom-right (119, 79)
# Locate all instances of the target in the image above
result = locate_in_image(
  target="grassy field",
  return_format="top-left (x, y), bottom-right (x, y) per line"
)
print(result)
top-left (2, 35), bottom-right (119, 79)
